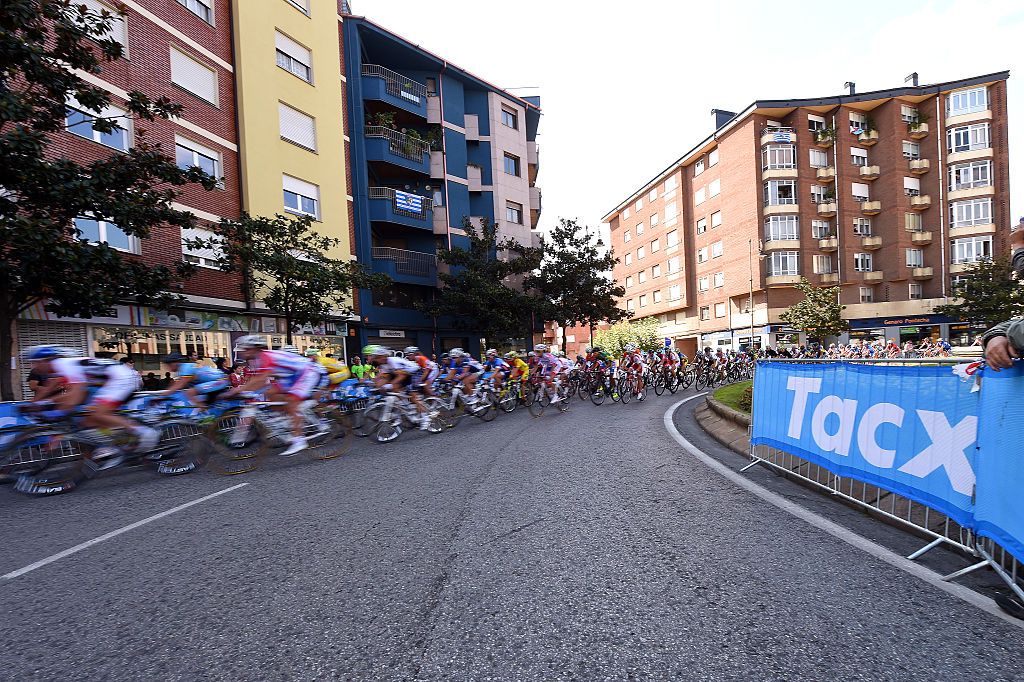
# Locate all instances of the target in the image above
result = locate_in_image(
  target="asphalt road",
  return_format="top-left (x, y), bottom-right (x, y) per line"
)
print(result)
top-left (1, 387), bottom-right (1022, 680)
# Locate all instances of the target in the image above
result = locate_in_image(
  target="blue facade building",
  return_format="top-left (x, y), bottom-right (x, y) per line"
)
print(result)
top-left (342, 16), bottom-right (541, 356)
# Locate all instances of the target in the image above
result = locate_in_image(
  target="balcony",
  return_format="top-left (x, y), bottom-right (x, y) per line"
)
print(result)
top-left (909, 159), bottom-right (930, 175)
top-left (368, 187), bottom-right (433, 230)
top-left (361, 64), bottom-right (428, 118)
top-left (910, 230), bottom-right (933, 245)
top-left (818, 237), bottom-right (838, 251)
top-left (371, 247), bottom-right (437, 285)
top-left (364, 126), bottom-right (430, 174)
top-left (909, 122), bottom-right (929, 140)
top-left (909, 194), bottom-right (931, 211)
top-left (528, 141), bottom-right (539, 184)
top-left (814, 131), bottom-right (835, 148)
top-left (464, 114), bottom-right (480, 142)
top-left (530, 186), bottom-right (543, 227)
top-left (816, 202), bottom-right (837, 218)
top-left (820, 272), bottom-right (840, 284)
top-left (761, 126), bottom-right (795, 147)
top-left (467, 164), bottom-right (484, 192)
top-left (911, 267), bottom-right (934, 280)
top-left (861, 200), bottom-right (881, 215)
top-left (860, 270), bottom-right (884, 281)
top-left (861, 235), bottom-right (882, 250)
top-left (766, 274), bottom-right (801, 287)
top-left (858, 129), bottom-right (879, 146)
top-left (763, 237), bottom-right (800, 251)
top-left (859, 165), bottom-right (880, 181)
top-left (816, 167), bottom-right (836, 183)
top-left (430, 150), bottom-right (444, 179)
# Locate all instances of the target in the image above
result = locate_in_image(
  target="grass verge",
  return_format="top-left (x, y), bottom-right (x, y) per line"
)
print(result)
top-left (713, 380), bottom-right (753, 414)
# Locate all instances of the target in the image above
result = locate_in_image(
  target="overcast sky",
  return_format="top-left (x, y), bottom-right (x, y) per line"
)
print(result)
top-left (359, 0), bottom-right (1022, 234)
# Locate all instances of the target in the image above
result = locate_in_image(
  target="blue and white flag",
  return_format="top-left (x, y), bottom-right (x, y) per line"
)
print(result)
top-left (772, 131), bottom-right (792, 143)
top-left (394, 190), bottom-right (423, 213)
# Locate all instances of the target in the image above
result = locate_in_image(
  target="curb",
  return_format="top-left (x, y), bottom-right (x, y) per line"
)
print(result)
top-left (705, 395), bottom-right (751, 427)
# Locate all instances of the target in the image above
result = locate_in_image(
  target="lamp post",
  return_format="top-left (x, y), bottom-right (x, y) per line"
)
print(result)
top-left (748, 238), bottom-right (766, 352)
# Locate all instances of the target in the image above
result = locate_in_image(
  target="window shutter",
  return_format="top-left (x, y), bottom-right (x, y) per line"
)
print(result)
top-left (851, 182), bottom-right (870, 197)
top-left (275, 32), bottom-right (310, 66)
top-left (170, 47), bottom-right (217, 104)
top-left (903, 177), bottom-right (921, 191)
top-left (279, 103), bottom-right (316, 150)
top-left (181, 226), bottom-right (222, 261)
top-left (850, 147), bottom-right (868, 158)
top-left (83, 0), bottom-right (126, 47)
top-left (283, 174), bottom-right (318, 198)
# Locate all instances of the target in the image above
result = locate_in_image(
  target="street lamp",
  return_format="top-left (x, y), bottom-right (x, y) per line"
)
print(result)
top-left (748, 238), bottom-right (766, 352)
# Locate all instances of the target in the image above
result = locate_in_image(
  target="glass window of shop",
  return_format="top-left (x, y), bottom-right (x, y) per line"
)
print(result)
top-left (849, 328), bottom-right (886, 343)
top-left (949, 322), bottom-right (987, 348)
top-left (775, 333), bottom-right (799, 346)
top-left (899, 325), bottom-right (939, 344)
top-left (92, 327), bottom-right (232, 372)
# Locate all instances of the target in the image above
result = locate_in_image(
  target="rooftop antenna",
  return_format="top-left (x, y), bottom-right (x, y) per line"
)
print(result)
top-left (844, 81), bottom-right (856, 95)
top-left (905, 72), bottom-right (919, 87)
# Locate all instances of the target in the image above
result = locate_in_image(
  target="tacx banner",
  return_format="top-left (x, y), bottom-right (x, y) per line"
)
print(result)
top-left (974, 365), bottom-right (1024, 563)
top-left (751, 362), bottom-right (979, 526)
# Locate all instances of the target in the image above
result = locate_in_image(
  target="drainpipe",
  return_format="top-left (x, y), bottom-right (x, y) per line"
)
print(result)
top-left (831, 111), bottom-right (843, 318)
top-left (935, 95), bottom-right (947, 299)
top-left (227, 4), bottom-right (252, 316)
top-left (438, 61), bottom-right (452, 252)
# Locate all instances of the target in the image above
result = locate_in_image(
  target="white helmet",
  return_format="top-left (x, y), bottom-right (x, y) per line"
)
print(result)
top-left (449, 347), bottom-right (464, 358)
top-left (235, 335), bottom-right (268, 350)
top-left (485, 348), bottom-right (497, 356)
top-left (404, 346), bottom-right (420, 356)
top-left (280, 345), bottom-right (300, 354)
top-left (624, 343), bottom-right (636, 352)
top-left (534, 343), bottom-right (548, 352)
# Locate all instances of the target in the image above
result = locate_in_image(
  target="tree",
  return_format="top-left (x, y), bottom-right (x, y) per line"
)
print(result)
top-left (419, 217), bottom-right (544, 347)
top-left (527, 218), bottom-right (629, 349)
top-left (593, 317), bottom-right (662, 357)
top-left (933, 254), bottom-right (1024, 327)
top-left (0, 0), bottom-right (219, 399)
top-left (779, 278), bottom-right (848, 340)
top-left (201, 214), bottom-right (390, 344)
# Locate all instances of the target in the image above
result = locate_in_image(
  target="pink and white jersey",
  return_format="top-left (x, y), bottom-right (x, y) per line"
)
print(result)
top-left (250, 349), bottom-right (312, 380)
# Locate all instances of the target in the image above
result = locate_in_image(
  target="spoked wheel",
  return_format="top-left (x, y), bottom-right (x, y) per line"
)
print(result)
top-left (317, 406), bottom-right (355, 458)
top-left (653, 372), bottom-right (666, 396)
top-left (13, 436), bottom-right (93, 496)
top-left (154, 420), bottom-right (208, 475)
top-left (206, 409), bottom-right (271, 475)
top-left (498, 386), bottom-right (519, 413)
top-left (360, 403), bottom-right (400, 443)
top-left (556, 386), bottom-right (571, 413)
top-left (472, 391), bottom-right (499, 422)
top-left (0, 430), bottom-right (60, 481)
top-left (440, 396), bottom-right (464, 429)
top-left (419, 397), bottom-right (447, 434)
top-left (578, 378), bottom-right (591, 402)
top-left (527, 387), bottom-right (547, 417)
top-left (667, 372), bottom-right (680, 394)
top-left (619, 376), bottom-right (633, 404)
top-left (590, 380), bottom-right (606, 406)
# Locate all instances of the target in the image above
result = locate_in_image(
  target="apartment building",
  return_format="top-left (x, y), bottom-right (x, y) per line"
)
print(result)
top-left (341, 14), bottom-right (542, 355)
top-left (603, 72), bottom-right (1010, 355)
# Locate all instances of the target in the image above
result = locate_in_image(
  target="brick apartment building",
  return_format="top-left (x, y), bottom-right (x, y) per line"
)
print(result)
top-left (602, 72), bottom-right (1010, 356)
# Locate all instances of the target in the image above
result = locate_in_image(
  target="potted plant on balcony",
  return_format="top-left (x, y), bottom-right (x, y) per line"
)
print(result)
top-left (425, 125), bottom-right (444, 152)
top-left (814, 125), bottom-right (836, 145)
top-left (402, 128), bottom-right (426, 157)
top-left (909, 109), bottom-right (929, 132)
top-left (821, 186), bottom-right (836, 203)
top-left (862, 116), bottom-right (877, 133)
top-left (366, 111), bottom-right (397, 129)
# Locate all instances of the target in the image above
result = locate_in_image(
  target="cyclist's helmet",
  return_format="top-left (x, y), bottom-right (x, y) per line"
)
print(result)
top-left (162, 351), bottom-right (187, 364)
top-left (534, 343), bottom-right (548, 353)
top-left (485, 348), bottom-right (497, 357)
top-left (25, 345), bottom-right (75, 361)
top-left (305, 347), bottom-right (321, 357)
top-left (449, 347), bottom-right (464, 358)
top-left (584, 346), bottom-right (593, 354)
top-left (624, 343), bottom-right (636, 352)
top-left (527, 351), bottom-right (537, 358)
top-left (404, 346), bottom-right (420, 356)
top-left (557, 351), bottom-right (567, 358)
top-left (504, 351), bottom-right (517, 359)
top-left (235, 335), bottom-right (268, 350)
top-left (280, 345), bottom-right (300, 354)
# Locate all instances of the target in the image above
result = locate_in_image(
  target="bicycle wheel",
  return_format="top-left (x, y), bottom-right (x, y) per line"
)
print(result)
top-left (0, 429), bottom-right (59, 479)
top-left (498, 386), bottom-right (518, 413)
top-left (527, 387), bottom-right (546, 417)
top-left (590, 378), bottom-right (606, 406)
top-left (206, 410), bottom-right (272, 475)
top-left (361, 403), bottom-right (398, 443)
top-left (556, 385), bottom-right (571, 413)
top-left (653, 371), bottom-right (666, 396)
top-left (694, 369), bottom-right (708, 392)
top-left (153, 419), bottom-right (207, 476)
top-left (473, 391), bottom-right (499, 422)
top-left (13, 435), bottom-right (94, 496)
top-left (440, 395), bottom-right (465, 429)
top-left (620, 376), bottom-right (632, 403)
top-left (578, 377), bottom-right (591, 402)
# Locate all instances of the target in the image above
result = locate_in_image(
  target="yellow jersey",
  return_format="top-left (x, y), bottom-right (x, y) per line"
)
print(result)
top-left (317, 356), bottom-right (351, 384)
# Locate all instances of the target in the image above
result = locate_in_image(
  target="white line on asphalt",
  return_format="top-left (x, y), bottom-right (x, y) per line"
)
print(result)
top-left (1, 483), bottom-right (250, 581)
top-left (663, 396), bottom-right (1024, 632)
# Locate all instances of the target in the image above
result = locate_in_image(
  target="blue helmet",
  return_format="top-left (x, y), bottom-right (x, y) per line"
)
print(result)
top-left (25, 345), bottom-right (74, 361)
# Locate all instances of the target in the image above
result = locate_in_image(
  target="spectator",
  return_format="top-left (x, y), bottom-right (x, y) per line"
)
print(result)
top-left (120, 356), bottom-right (142, 390)
top-left (158, 371), bottom-right (173, 389)
top-left (142, 372), bottom-right (160, 390)
top-left (350, 355), bottom-right (372, 380)
top-left (27, 365), bottom-right (48, 397)
top-left (213, 357), bottom-right (229, 373)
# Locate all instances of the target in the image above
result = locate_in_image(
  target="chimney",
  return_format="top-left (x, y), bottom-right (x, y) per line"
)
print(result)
top-left (905, 72), bottom-right (919, 87)
top-left (844, 81), bottom-right (856, 95)
top-left (710, 109), bottom-right (737, 130)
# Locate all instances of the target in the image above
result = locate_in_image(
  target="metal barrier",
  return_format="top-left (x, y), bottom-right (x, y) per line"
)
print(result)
top-left (744, 358), bottom-right (1024, 603)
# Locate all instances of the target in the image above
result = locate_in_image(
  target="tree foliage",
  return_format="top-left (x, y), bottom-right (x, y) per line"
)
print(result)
top-left (933, 253), bottom-right (1024, 327)
top-left (779, 278), bottom-right (848, 339)
top-left (593, 317), bottom-right (662, 357)
top-left (527, 218), bottom-right (629, 348)
top-left (419, 217), bottom-right (543, 345)
top-left (0, 0), bottom-right (218, 399)
top-left (202, 214), bottom-right (390, 343)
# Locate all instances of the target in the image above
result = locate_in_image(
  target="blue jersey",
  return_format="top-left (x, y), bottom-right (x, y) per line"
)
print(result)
top-left (178, 362), bottom-right (225, 385)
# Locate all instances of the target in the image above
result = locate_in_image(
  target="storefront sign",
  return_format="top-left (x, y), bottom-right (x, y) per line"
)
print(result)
top-left (849, 314), bottom-right (953, 329)
top-left (379, 329), bottom-right (405, 338)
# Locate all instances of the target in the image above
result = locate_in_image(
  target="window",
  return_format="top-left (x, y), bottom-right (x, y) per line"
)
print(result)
top-left (947, 123), bottom-right (990, 153)
top-left (650, 238), bottom-right (660, 253)
top-left (859, 286), bottom-right (874, 303)
top-left (854, 252), bottom-right (873, 272)
top-left (175, 0), bottom-right (212, 22)
top-left (278, 102), bottom-right (316, 150)
top-left (282, 174), bottom-right (319, 218)
top-left (653, 290), bottom-right (662, 303)
top-left (710, 211), bottom-right (722, 228)
top-left (765, 215), bottom-right (799, 241)
top-left (708, 149), bottom-right (719, 166)
top-left (668, 256), bottom-right (680, 273)
top-left (285, 0), bottom-right (310, 13)
top-left (636, 222), bottom-right (644, 236)
top-left (947, 87), bottom-right (988, 117)
top-left (669, 285), bottom-right (681, 301)
top-left (696, 218), bottom-right (707, 234)
top-left (813, 255), bottom-right (833, 274)
top-left (762, 144), bottom-right (796, 170)
top-left (709, 178), bottom-right (721, 198)
top-left (950, 198), bottom-right (992, 227)
top-left (501, 107), bottom-right (518, 129)
top-left (763, 180), bottom-right (796, 205)
top-left (275, 32), bottom-right (312, 82)
top-left (902, 141), bottom-right (920, 160)
top-left (853, 217), bottom-right (872, 236)
top-left (697, 247), bottom-right (708, 263)
top-left (849, 111), bottom-right (867, 132)
top-left (812, 220), bottom-right (831, 239)
top-left (698, 276), bottom-right (710, 292)
top-left (909, 283), bottom-right (923, 300)
top-left (694, 187), bottom-right (706, 205)
top-left (638, 271), bottom-right (647, 284)
top-left (769, 251), bottom-right (799, 276)
top-left (625, 276), bottom-right (633, 288)
top-left (904, 176), bottom-right (921, 196)
top-left (74, 216), bottom-right (133, 252)
top-left (650, 213), bottom-right (659, 227)
top-left (84, 0), bottom-right (126, 46)
top-left (665, 176), bottom-right (678, 191)
top-left (906, 248), bottom-right (924, 267)
top-left (900, 105), bottom-right (919, 123)
top-left (905, 213), bottom-right (923, 232)
top-left (851, 182), bottom-right (870, 202)
top-left (666, 230), bottom-right (678, 247)
top-left (808, 114), bottom-right (826, 132)
top-left (810, 185), bottom-right (828, 204)
top-left (694, 159), bottom-right (705, 176)
top-left (809, 149), bottom-right (828, 168)
top-left (664, 202), bottom-right (678, 223)
top-left (182, 226), bottom-right (222, 268)
top-left (623, 207), bottom-right (630, 220)
top-left (66, 98), bottom-right (129, 150)
top-left (639, 294), bottom-right (648, 308)
top-left (175, 136), bottom-right (220, 179)
top-left (952, 236), bottom-right (992, 264)
top-left (506, 201), bottom-right (523, 224)
top-left (713, 272), bottom-right (724, 288)
top-left (714, 302), bottom-right (726, 318)
top-left (171, 46), bottom-right (218, 104)
top-left (851, 147), bottom-right (868, 166)
top-left (652, 264), bottom-right (662, 278)
top-left (635, 198), bottom-right (643, 211)
top-left (699, 306), bottom-right (711, 321)
top-left (949, 161), bottom-right (992, 191)
top-left (623, 230), bottom-right (632, 243)
top-left (626, 299), bottom-right (635, 311)
top-left (637, 246), bottom-right (646, 260)
top-left (503, 153), bottom-right (521, 176)
top-left (649, 188), bottom-right (658, 202)
top-left (625, 253), bottom-right (632, 266)
top-left (711, 241), bottom-right (723, 258)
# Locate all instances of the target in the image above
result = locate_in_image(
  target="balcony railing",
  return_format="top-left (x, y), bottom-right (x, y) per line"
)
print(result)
top-left (371, 246), bottom-right (436, 277)
top-left (368, 186), bottom-right (433, 218)
top-left (361, 64), bottom-right (428, 103)
top-left (365, 126), bottom-right (430, 161)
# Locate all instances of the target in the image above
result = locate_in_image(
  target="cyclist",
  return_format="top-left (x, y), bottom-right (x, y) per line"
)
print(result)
top-left (483, 349), bottom-right (509, 390)
top-left (445, 348), bottom-right (485, 403)
top-left (533, 344), bottom-right (563, 403)
top-left (224, 336), bottom-right (321, 456)
top-left (620, 343), bottom-right (646, 396)
top-left (366, 345), bottom-right (430, 430)
top-left (505, 351), bottom-right (529, 385)
top-left (405, 346), bottom-right (440, 399)
top-left (26, 345), bottom-right (159, 468)
top-left (303, 347), bottom-right (351, 402)
top-left (159, 351), bottom-right (230, 409)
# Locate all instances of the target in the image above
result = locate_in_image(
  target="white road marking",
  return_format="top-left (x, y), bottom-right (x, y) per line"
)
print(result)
top-left (664, 395), bottom-right (1024, 631)
top-left (2, 483), bottom-right (249, 581)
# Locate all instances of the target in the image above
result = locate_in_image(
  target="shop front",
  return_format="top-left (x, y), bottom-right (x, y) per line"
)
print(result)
top-left (849, 327), bottom-right (887, 344)
top-left (846, 314), bottom-right (955, 346)
top-left (949, 322), bottom-right (988, 348)
top-left (766, 325), bottom-right (803, 348)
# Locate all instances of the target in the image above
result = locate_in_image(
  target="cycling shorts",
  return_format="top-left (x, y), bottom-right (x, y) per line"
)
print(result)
top-left (280, 366), bottom-right (319, 399)
top-left (88, 367), bottom-right (137, 408)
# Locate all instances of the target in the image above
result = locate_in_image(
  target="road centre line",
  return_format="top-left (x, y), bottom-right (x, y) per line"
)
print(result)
top-left (2, 483), bottom-right (249, 581)
top-left (663, 395), bottom-right (1024, 631)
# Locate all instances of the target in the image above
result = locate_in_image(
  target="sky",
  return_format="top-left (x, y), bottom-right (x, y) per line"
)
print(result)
top-left (357, 0), bottom-right (1022, 235)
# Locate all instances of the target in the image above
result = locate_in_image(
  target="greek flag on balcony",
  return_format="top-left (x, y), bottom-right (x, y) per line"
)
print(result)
top-left (394, 190), bottom-right (423, 213)
top-left (772, 131), bottom-right (792, 143)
